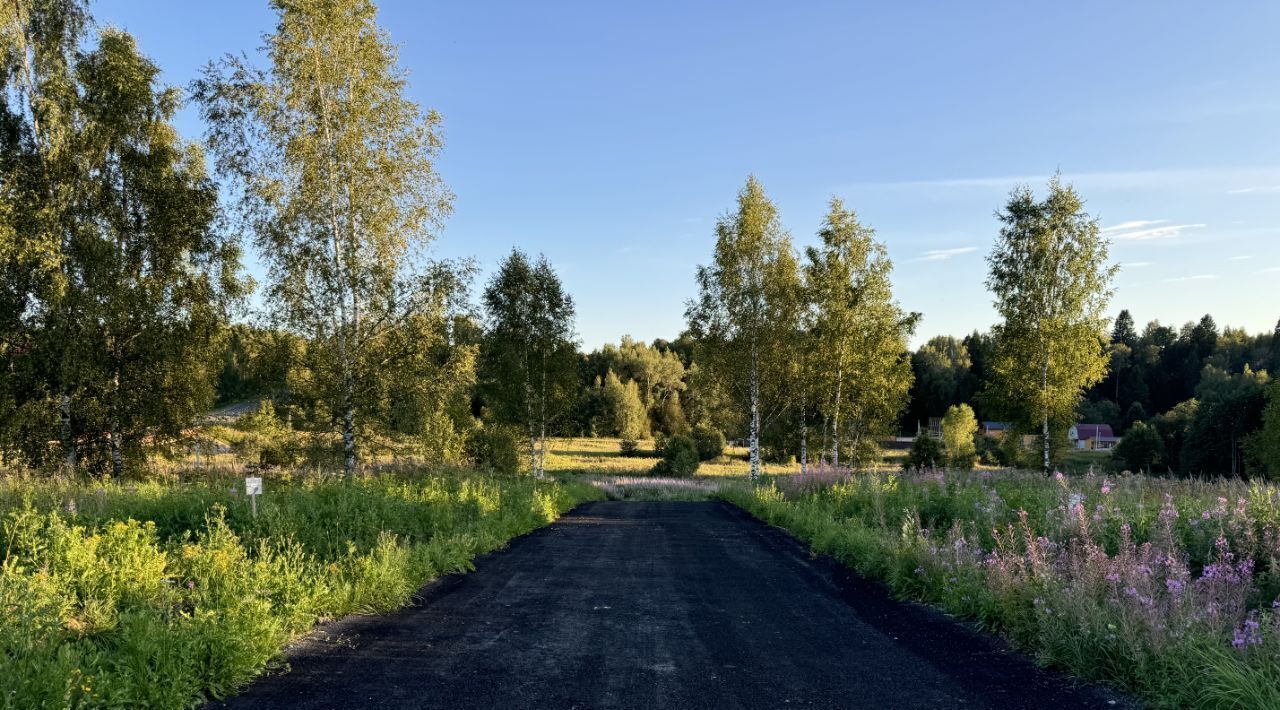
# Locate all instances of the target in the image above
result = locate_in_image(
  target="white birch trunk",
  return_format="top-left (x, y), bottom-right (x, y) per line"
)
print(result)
top-left (1041, 356), bottom-right (1051, 475)
top-left (109, 368), bottom-right (123, 478)
top-left (749, 343), bottom-right (761, 481)
top-left (830, 362), bottom-right (843, 469)
top-left (61, 393), bottom-right (75, 470)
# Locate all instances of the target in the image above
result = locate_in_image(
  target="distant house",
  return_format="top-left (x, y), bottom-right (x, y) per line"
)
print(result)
top-left (1069, 423), bottom-right (1118, 451)
top-left (980, 421), bottom-right (1011, 439)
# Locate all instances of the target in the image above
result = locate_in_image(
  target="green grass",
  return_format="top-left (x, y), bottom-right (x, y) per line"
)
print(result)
top-left (0, 469), bottom-right (600, 708)
top-left (721, 468), bottom-right (1280, 709)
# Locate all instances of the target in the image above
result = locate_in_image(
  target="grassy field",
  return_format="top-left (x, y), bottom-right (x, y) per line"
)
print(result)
top-left (543, 436), bottom-right (905, 477)
top-left (723, 465), bottom-right (1280, 709)
top-left (0, 469), bottom-right (600, 708)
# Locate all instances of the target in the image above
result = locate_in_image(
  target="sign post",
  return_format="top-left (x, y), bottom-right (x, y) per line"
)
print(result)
top-left (245, 475), bottom-right (263, 517)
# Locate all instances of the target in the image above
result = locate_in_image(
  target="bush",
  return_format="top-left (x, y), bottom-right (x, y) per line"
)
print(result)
top-left (692, 425), bottom-right (726, 461)
top-left (975, 435), bottom-right (1009, 466)
top-left (941, 404), bottom-right (978, 469)
top-left (1112, 420), bottom-right (1165, 472)
top-left (466, 424), bottom-right (522, 474)
top-left (619, 438), bottom-right (640, 457)
top-left (903, 435), bottom-right (943, 470)
top-left (653, 435), bottom-right (699, 477)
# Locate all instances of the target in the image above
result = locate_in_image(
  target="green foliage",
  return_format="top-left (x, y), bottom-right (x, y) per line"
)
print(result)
top-left (804, 198), bottom-right (917, 468)
top-left (477, 249), bottom-right (578, 477)
top-left (1246, 380), bottom-right (1280, 479)
top-left (691, 424), bottom-right (726, 461)
top-left (653, 435), bottom-right (699, 477)
top-left (1183, 365), bottom-right (1269, 476)
top-left (903, 434), bottom-right (943, 470)
top-left (618, 438), bottom-right (640, 458)
top-left (1112, 420), bottom-right (1165, 472)
top-left (464, 424), bottom-right (522, 475)
top-left (941, 404), bottom-right (978, 469)
top-left (722, 468), bottom-right (1280, 709)
top-left (600, 371), bottom-right (647, 440)
top-left (193, 0), bottom-right (456, 474)
top-left (0, 471), bottom-right (599, 708)
top-left (686, 177), bottom-right (798, 479)
top-left (233, 401), bottom-right (300, 468)
top-left (986, 176), bottom-right (1116, 472)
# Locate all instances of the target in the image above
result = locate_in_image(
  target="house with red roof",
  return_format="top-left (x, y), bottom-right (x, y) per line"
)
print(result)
top-left (1069, 423), bottom-right (1119, 451)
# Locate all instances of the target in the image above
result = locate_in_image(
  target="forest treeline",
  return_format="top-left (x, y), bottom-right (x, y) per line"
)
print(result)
top-left (3, 0), bottom-right (1279, 479)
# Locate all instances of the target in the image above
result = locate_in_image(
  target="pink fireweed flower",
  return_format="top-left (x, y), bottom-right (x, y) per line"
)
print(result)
top-left (1101, 480), bottom-right (1112, 495)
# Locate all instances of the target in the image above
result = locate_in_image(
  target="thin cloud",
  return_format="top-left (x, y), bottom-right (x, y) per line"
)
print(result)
top-left (1258, 266), bottom-right (1280, 274)
top-left (1102, 220), bottom-right (1166, 233)
top-left (843, 166), bottom-right (1280, 192)
top-left (1108, 223), bottom-right (1205, 241)
top-left (1230, 255), bottom-right (1255, 261)
top-left (1163, 274), bottom-right (1218, 283)
top-left (1227, 185), bottom-right (1280, 194)
top-left (915, 246), bottom-right (978, 262)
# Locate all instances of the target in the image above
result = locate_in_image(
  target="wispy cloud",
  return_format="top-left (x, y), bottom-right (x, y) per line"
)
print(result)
top-left (1163, 274), bottom-right (1218, 283)
top-left (1102, 220), bottom-right (1166, 233)
top-left (1230, 255), bottom-right (1255, 261)
top-left (1227, 185), bottom-right (1280, 194)
top-left (843, 166), bottom-right (1280, 193)
top-left (915, 246), bottom-right (978, 262)
top-left (1258, 266), bottom-right (1280, 274)
top-left (1105, 220), bottom-right (1205, 241)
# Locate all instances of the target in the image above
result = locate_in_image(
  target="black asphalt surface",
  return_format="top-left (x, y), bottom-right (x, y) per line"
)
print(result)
top-left (214, 501), bottom-right (1134, 710)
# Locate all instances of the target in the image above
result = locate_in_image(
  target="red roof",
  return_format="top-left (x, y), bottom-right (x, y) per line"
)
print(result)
top-left (1074, 424), bottom-right (1114, 439)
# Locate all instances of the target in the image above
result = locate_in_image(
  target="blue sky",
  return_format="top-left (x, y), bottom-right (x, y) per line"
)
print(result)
top-left (96, 1), bottom-right (1280, 349)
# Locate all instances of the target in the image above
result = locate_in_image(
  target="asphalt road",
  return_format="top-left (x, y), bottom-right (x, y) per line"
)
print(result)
top-left (214, 501), bottom-right (1133, 710)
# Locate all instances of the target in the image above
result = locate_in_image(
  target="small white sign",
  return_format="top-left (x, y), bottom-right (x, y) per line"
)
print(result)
top-left (245, 476), bottom-right (263, 496)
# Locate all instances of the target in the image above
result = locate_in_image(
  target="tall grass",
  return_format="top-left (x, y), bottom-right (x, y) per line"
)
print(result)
top-left (722, 468), bottom-right (1280, 709)
top-left (0, 470), bottom-right (599, 708)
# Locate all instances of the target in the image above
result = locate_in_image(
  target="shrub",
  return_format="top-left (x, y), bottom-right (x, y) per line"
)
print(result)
top-left (941, 404), bottom-right (978, 469)
top-left (1112, 420), bottom-right (1164, 472)
top-left (465, 424), bottom-right (522, 474)
top-left (692, 425), bottom-right (726, 461)
top-left (903, 434), bottom-right (943, 470)
top-left (619, 438), bottom-right (640, 457)
top-left (653, 435), bottom-right (699, 477)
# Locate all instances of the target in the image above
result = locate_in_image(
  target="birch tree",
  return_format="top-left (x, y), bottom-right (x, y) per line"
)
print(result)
top-left (986, 176), bottom-right (1115, 474)
top-left (0, 0), bottom-right (87, 468)
top-left (804, 198), bottom-right (915, 468)
top-left (478, 249), bottom-right (577, 477)
top-left (194, 0), bottom-right (452, 474)
top-left (686, 177), bottom-right (796, 480)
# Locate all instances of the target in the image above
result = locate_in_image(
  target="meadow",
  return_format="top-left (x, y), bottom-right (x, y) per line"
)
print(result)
top-left (0, 468), bottom-right (599, 708)
top-left (722, 464), bottom-right (1280, 709)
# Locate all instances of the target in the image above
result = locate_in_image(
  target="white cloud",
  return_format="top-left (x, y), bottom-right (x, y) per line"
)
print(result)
top-left (1230, 255), bottom-right (1255, 261)
top-left (1108, 223), bottom-right (1205, 241)
top-left (1227, 185), bottom-right (1280, 194)
top-left (916, 246), bottom-right (978, 262)
top-left (843, 166), bottom-right (1280, 192)
top-left (1258, 266), bottom-right (1280, 274)
top-left (1163, 274), bottom-right (1218, 283)
top-left (1102, 220), bottom-right (1166, 233)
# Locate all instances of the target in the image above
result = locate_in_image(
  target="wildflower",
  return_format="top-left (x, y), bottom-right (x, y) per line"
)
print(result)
top-left (914, 567), bottom-right (925, 575)
top-left (1101, 480), bottom-right (1112, 495)
top-left (1106, 572), bottom-right (1121, 583)
top-left (1055, 471), bottom-right (1065, 482)
top-left (1166, 579), bottom-right (1184, 594)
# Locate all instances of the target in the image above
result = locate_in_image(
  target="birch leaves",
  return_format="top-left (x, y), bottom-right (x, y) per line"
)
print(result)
top-left (688, 178), bottom-right (915, 478)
